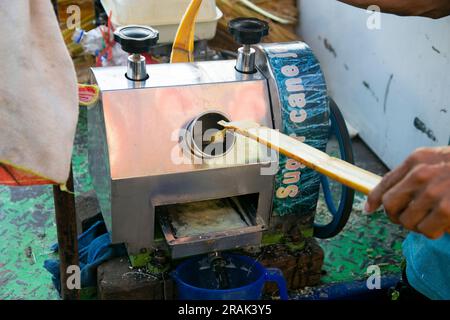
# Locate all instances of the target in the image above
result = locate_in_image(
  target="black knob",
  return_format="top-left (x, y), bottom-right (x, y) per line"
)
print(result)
top-left (114, 25), bottom-right (159, 54)
top-left (228, 18), bottom-right (269, 45)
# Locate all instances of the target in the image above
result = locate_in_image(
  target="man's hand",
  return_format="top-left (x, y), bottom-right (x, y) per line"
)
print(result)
top-left (338, 0), bottom-right (450, 19)
top-left (365, 147), bottom-right (450, 239)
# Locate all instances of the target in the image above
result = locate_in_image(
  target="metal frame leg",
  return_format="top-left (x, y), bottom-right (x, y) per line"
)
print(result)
top-left (53, 166), bottom-right (79, 300)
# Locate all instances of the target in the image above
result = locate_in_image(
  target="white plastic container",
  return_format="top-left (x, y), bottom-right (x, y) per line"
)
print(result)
top-left (100, 0), bottom-right (223, 44)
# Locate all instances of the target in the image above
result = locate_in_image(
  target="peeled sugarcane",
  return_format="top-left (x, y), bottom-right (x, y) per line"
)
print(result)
top-left (218, 120), bottom-right (382, 195)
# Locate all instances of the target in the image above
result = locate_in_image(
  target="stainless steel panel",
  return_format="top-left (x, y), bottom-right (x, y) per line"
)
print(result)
top-left (89, 59), bottom-right (278, 257)
top-left (110, 164), bottom-right (274, 255)
top-left (101, 80), bottom-right (274, 179)
top-left (255, 44), bottom-right (283, 129)
top-left (92, 59), bottom-right (266, 91)
top-left (87, 97), bottom-right (113, 230)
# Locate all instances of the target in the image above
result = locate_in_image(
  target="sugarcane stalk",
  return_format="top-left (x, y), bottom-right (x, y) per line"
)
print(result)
top-left (219, 120), bottom-right (382, 195)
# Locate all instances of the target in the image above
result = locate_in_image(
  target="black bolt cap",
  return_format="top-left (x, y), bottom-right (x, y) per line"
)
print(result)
top-left (114, 25), bottom-right (159, 54)
top-left (228, 17), bottom-right (269, 45)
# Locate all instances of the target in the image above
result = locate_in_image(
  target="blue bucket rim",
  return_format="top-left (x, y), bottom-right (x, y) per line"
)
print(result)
top-left (172, 253), bottom-right (267, 293)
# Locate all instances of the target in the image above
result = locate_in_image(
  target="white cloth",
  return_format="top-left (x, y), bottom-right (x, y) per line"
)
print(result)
top-left (0, 0), bottom-right (78, 184)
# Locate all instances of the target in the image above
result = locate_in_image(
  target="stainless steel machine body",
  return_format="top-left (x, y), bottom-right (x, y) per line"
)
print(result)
top-left (88, 19), bottom-right (334, 262)
top-left (88, 59), bottom-right (278, 258)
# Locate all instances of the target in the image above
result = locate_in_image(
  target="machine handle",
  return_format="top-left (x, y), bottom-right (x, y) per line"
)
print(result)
top-left (264, 268), bottom-right (289, 300)
top-left (228, 18), bottom-right (269, 45)
top-left (114, 25), bottom-right (159, 54)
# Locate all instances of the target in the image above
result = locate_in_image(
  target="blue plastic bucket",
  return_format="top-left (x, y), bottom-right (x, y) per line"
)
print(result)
top-left (171, 254), bottom-right (289, 300)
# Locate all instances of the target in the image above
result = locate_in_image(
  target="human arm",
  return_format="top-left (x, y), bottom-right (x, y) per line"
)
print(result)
top-left (338, 0), bottom-right (450, 19)
top-left (365, 147), bottom-right (450, 239)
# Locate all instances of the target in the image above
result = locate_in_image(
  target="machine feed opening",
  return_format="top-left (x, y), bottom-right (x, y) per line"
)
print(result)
top-left (187, 111), bottom-right (235, 158)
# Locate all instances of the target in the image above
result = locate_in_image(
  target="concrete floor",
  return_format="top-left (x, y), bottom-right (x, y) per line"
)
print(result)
top-left (0, 109), bottom-right (408, 299)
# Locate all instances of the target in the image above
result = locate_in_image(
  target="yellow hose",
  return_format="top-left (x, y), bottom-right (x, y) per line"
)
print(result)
top-left (170, 0), bottom-right (203, 63)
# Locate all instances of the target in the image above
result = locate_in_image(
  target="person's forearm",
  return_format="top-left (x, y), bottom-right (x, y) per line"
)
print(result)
top-left (338, 0), bottom-right (450, 18)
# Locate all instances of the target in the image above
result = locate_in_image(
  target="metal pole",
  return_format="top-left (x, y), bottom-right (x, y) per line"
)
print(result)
top-left (49, 1), bottom-right (79, 300)
top-left (53, 166), bottom-right (80, 300)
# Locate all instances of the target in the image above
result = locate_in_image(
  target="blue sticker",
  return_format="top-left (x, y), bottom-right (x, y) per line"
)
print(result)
top-left (262, 43), bottom-right (330, 216)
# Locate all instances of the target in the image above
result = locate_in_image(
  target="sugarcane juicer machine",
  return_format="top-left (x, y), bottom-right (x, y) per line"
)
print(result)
top-left (88, 18), bottom-right (355, 267)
